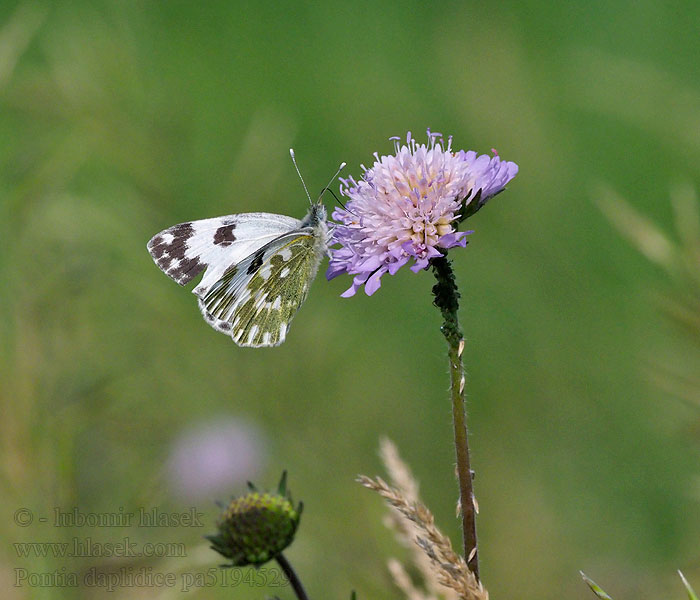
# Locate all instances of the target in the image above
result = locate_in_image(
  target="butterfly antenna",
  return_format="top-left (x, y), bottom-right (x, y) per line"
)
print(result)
top-left (323, 187), bottom-right (347, 211)
top-left (322, 186), bottom-right (360, 218)
top-left (317, 161), bottom-right (346, 201)
top-left (289, 149), bottom-right (313, 205)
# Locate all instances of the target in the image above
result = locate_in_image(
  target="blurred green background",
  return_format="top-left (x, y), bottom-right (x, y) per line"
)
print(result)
top-left (2, 1), bottom-right (700, 599)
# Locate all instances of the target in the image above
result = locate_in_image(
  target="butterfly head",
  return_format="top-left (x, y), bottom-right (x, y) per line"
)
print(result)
top-left (301, 201), bottom-right (327, 227)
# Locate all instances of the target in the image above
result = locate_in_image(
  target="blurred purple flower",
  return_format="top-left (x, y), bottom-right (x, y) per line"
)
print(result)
top-left (327, 130), bottom-right (518, 297)
top-left (166, 417), bottom-right (266, 500)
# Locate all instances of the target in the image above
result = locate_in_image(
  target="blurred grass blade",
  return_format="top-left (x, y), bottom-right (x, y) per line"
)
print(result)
top-left (670, 183), bottom-right (700, 287)
top-left (657, 295), bottom-right (700, 344)
top-left (594, 184), bottom-right (677, 272)
top-left (670, 183), bottom-right (700, 253)
top-left (679, 571), bottom-right (699, 600)
top-left (580, 572), bottom-right (615, 600)
top-left (0, 2), bottom-right (47, 87)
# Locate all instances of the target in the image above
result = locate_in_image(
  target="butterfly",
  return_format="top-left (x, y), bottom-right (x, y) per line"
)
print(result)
top-left (147, 151), bottom-right (345, 347)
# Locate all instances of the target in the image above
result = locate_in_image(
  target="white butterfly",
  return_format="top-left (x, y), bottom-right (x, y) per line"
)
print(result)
top-left (147, 151), bottom-right (344, 347)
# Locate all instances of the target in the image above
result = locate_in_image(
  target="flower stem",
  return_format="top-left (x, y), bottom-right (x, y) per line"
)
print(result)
top-left (276, 553), bottom-right (310, 600)
top-left (431, 255), bottom-right (479, 580)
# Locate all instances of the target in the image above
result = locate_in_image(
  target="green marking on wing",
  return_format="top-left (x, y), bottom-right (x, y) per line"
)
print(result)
top-left (201, 233), bottom-right (321, 347)
top-left (232, 235), bottom-right (318, 346)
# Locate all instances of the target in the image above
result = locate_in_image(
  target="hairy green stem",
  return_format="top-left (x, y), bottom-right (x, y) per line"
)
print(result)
top-left (431, 255), bottom-right (479, 580)
top-left (276, 553), bottom-right (310, 600)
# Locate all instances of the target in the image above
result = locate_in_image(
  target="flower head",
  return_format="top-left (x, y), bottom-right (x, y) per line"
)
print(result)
top-left (206, 472), bottom-right (302, 567)
top-left (326, 130), bottom-right (518, 296)
top-left (166, 417), bottom-right (265, 500)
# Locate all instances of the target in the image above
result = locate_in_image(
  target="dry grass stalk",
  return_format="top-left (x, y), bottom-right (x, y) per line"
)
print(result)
top-left (380, 436), bottom-right (420, 503)
top-left (387, 558), bottom-right (426, 600)
top-left (359, 438), bottom-right (488, 600)
top-left (380, 438), bottom-right (457, 600)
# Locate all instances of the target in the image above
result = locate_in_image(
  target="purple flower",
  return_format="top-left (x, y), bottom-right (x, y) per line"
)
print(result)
top-left (166, 417), bottom-right (266, 500)
top-left (326, 131), bottom-right (518, 297)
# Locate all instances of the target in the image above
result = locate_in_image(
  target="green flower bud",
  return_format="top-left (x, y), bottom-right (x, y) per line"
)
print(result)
top-left (207, 472), bottom-right (302, 567)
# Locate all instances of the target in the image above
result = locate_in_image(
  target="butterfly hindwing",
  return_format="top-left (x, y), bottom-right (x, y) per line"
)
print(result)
top-left (198, 230), bottom-right (323, 347)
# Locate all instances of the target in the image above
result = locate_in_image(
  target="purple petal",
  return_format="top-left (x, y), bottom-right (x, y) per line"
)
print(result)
top-left (326, 262), bottom-right (346, 280)
top-left (410, 258), bottom-right (429, 272)
top-left (364, 269), bottom-right (386, 295)
top-left (341, 280), bottom-right (362, 297)
top-left (387, 255), bottom-right (410, 275)
top-left (439, 231), bottom-right (470, 248)
top-left (356, 254), bottom-right (384, 271)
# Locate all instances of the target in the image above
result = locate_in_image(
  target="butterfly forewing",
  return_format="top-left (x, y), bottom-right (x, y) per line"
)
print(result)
top-left (199, 231), bottom-right (322, 347)
top-left (147, 213), bottom-right (301, 292)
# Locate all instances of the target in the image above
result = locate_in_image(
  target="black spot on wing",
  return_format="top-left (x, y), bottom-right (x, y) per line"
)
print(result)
top-left (148, 235), bottom-right (167, 259)
top-left (169, 256), bottom-right (204, 285)
top-left (213, 223), bottom-right (236, 246)
top-left (147, 222), bottom-right (204, 285)
top-left (168, 223), bottom-right (194, 260)
top-left (246, 249), bottom-right (265, 275)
